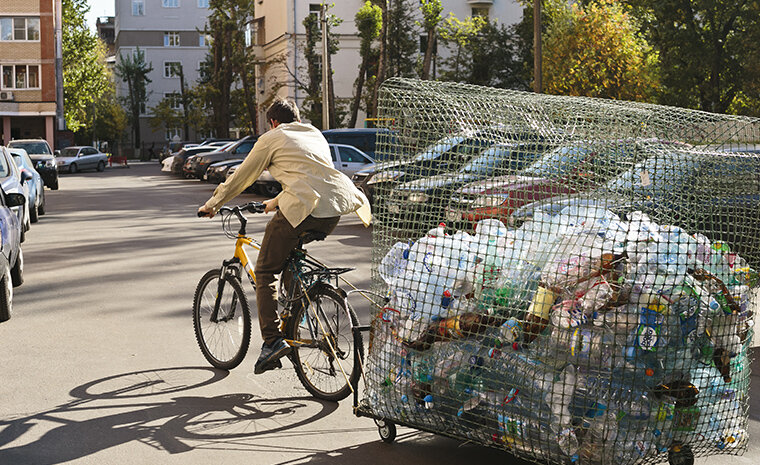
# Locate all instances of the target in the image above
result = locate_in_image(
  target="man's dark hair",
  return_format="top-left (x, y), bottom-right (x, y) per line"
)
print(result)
top-left (266, 98), bottom-right (300, 124)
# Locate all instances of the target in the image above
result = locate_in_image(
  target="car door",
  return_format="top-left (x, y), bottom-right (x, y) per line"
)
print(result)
top-left (79, 147), bottom-right (96, 169)
top-left (335, 145), bottom-right (374, 176)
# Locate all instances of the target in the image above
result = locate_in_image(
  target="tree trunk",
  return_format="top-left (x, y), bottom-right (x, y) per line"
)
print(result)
top-left (370, 0), bottom-right (388, 118)
top-left (348, 60), bottom-right (368, 128)
top-left (421, 30), bottom-right (436, 80)
top-left (178, 64), bottom-right (190, 140)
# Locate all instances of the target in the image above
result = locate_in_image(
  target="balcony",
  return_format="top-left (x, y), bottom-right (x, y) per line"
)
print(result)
top-left (467, 0), bottom-right (493, 5)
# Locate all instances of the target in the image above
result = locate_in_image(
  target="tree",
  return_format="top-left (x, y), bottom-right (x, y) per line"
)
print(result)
top-left (299, 7), bottom-right (343, 128)
top-left (437, 14), bottom-right (486, 83)
top-left (349, 2), bottom-right (382, 128)
top-left (623, 0), bottom-right (760, 114)
top-left (115, 47), bottom-right (153, 150)
top-left (386, 0), bottom-right (418, 79)
top-left (542, 0), bottom-right (659, 101)
top-left (61, 0), bottom-right (111, 133)
top-left (418, 0), bottom-right (444, 80)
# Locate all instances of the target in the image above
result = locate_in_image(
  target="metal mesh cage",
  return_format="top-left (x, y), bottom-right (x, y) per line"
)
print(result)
top-left (361, 78), bottom-right (759, 464)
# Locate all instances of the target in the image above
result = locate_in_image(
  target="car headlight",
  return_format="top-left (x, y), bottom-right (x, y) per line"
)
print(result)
top-left (406, 192), bottom-right (429, 203)
top-left (471, 194), bottom-right (508, 208)
top-left (368, 171), bottom-right (404, 184)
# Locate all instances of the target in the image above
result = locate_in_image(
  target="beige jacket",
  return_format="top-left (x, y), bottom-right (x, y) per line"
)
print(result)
top-left (204, 122), bottom-right (371, 228)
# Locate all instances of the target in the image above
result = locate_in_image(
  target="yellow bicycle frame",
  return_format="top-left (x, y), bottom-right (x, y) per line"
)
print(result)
top-left (233, 234), bottom-right (260, 287)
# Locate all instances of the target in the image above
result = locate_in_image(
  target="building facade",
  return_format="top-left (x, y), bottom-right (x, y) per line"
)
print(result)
top-left (249, 0), bottom-right (523, 133)
top-left (114, 0), bottom-right (211, 149)
top-left (0, 0), bottom-right (57, 150)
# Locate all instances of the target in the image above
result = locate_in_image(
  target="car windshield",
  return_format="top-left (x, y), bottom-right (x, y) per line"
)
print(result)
top-left (9, 141), bottom-right (51, 155)
top-left (461, 145), bottom-right (544, 175)
top-left (11, 154), bottom-right (23, 167)
top-left (522, 146), bottom-right (592, 177)
top-left (605, 154), bottom-right (700, 193)
top-left (61, 148), bottom-right (79, 157)
top-left (412, 136), bottom-right (465, 162)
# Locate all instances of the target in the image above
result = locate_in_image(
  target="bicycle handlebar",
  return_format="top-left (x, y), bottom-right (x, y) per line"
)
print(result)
top-left (197, 201), bottom-right (266, 218)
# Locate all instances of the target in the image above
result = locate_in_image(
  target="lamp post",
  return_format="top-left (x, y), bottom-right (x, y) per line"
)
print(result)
top-left (534, 0), bottom-right (542, 93)
top-left (320, 3), bottom-right (330, 130)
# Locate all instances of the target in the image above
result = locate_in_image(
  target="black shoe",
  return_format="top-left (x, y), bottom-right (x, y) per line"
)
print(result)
top-left (254, 338), bottom-right (292, 374)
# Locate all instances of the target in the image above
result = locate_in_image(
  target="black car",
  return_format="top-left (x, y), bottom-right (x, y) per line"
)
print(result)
top-left (322, 128), bottom-right (398, 161)
top-left (170, 145), bottom-right (224, 175)
top-left (204, 159), bottom-right (244, 183)
top-left (185, 136), bottom-right (258, 179)
top-left (386, 142), bottom-right (552, 223)
top-left (7, 139), bottom-right (58, 190)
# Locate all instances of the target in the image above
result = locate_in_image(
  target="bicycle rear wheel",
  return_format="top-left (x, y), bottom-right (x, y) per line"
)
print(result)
top-left (288, 284), bottom-right (363, 401)
top-left (193, 269), bottom-right (252, 370)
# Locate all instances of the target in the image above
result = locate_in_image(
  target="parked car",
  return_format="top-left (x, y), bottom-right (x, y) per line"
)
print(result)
top-left (386, 142), bottom-right (552, 223)
top-left (353, 129), bottom-right (503, 207)
top-left (170, 145), bottom-right (230, 175)
top-left (444, 139), bottom-right (672, 230)
top-left (0, 183), bottom-right (26, 323)
top-left (8, 148), bottom-right (45, 223)
top-left (0, 146), bottom-right (32, 242)
top-left (56, 146), bottom-right (109, 173)
top-left (510, 150), bottom-right (760, 266)
top-left (185, 136), bottom-right (258, 179)
top-left (7, 139), bottom-right (58, 190)
top-left (329, 143), bottom-right (375, 177)
top-left (322, 128), bottom-right (398, 161)
top-left (204, 159), bottom-right (245, 183)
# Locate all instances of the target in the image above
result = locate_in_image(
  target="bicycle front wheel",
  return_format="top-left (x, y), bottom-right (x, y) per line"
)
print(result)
top-left (193, 269), bottom-right (252, 370)
top-left (288, 284), bottom-right (363, 401)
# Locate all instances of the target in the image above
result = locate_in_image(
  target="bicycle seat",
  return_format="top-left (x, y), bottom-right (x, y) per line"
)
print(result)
top-left (300, 230), bottom-right (328, 243)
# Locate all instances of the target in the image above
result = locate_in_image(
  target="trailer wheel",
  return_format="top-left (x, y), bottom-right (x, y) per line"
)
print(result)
top-left (375, 419), bottom-right (396, 444)
top-left (668, 443), bottom-right (694, 465)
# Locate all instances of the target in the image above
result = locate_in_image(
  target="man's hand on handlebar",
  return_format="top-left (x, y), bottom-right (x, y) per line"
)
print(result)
top-left (197, 205), bottom-right (215, 218)
top-left (263, 198), bottom-right (278, 214)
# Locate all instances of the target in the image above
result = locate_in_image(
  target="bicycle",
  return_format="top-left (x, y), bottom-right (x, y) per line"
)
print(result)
top-left (193, 201), bottom-right (364, 401)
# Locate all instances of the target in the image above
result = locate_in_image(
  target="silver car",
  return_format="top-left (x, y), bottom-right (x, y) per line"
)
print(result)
top-left (56, 146), bottom-right (109, 173)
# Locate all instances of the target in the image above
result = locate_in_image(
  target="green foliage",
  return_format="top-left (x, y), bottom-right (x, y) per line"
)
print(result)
top-left (386, 0), bottom-right (418, 78)
top-left (437, 14), bottom-right (486, 82)
top-left (543, 0), bottom-right (659, 101)
top-left (623, 0), bottom-right (760, 114)
top-left (350, 2), bottom-right (383, 127)
top-left (61, 0), bottom-right (111, 133)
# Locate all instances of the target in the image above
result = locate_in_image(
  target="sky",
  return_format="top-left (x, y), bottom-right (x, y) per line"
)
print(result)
top-left (85, 0), bottom-right (114, 31)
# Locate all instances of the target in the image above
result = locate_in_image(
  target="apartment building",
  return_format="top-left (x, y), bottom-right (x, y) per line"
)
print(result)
top-left (248, 0), bottom-right (523, 133)
top-left (0, 0), bottom-right (58, 150)
top-left (114, 0), bottom-right (211, 148)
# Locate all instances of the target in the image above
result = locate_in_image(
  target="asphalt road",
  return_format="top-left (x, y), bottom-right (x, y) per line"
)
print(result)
top-left (0, 162), bottom-right (757, 465)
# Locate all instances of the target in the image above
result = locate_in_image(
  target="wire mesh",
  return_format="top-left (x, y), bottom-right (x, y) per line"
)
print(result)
top-left (362, 78), bottom-right (759, 464)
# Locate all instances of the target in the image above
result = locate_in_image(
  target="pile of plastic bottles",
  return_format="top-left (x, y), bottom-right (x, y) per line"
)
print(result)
top-left (367, 206), bottom-right (756, 464)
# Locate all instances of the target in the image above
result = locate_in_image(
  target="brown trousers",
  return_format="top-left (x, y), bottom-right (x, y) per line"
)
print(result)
top-left (254, 210), bottom-right (340, 345)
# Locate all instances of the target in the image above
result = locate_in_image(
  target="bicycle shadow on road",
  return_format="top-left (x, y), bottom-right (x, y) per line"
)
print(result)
top-left (276, 427), bottom-right (534, 465)
top-left (0, 367), bottom-right (338, 465)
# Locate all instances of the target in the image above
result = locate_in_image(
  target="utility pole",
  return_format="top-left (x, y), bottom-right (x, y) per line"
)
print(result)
top-left (533, 0), bottom-right (542, 93)
top-left (320, 3), bottom-right (330, 130)
top-left (54, 0), bottom-right (65, 133)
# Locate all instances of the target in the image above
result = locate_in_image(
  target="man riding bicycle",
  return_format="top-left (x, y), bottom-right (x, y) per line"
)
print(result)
top-left (198, 99), bottom-right (371, 374)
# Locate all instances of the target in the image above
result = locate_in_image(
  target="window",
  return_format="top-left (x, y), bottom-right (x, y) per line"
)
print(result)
top-left (162, 0), bottom-right (179, 7)
top-left (0, 17), bottom-right (40, 41)
top-left (166, 92), bottom-right (181, 109)
top-left (472, 8), bottom-right (489, 18)
top-left (164, 62), bottom-right (181, 78)
top-left (198, 0), bottom-right (209, 7)
top-left (164, 31), bottom-right (180, 47)
top-left (132, 0), bottom-right (145, 16)
top-left (309, 4), bottom-right (321, 17)
top-left (198, 33), bottom-right (210, 46)
top-left (166, 128), bottom-right (182, 140)
top-left (1, 65), bottom-right (40, 89)
top-left (339, 147), bottom-right (370, 164)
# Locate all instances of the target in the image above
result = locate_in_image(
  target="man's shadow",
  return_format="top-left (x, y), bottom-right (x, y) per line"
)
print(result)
top-left (0, 367), bottom-right (337, 465)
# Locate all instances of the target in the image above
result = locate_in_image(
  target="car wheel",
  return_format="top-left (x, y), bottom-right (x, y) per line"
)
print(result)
top-left (69, 163), bottom-right (78, 174)
top-left (261, 183), bottom-right (282, 197)
top-left (11, 249), bottom-right (23, 288)
top-left (0, 266), bottom-right (12, 323)
top-left (30, 200), bottom-right (39, 223)
top-left (49, 176), bottom-right (59, 190)
top-left (97, 161), bottom-right (105, 172)
top-left (38, 189), bottom-right (46, 215)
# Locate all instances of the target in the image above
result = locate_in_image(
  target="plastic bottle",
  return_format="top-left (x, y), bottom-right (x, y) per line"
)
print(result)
top-left (379, 241), bottom-right (411, 285)
top-left (577, 408), bottom-right (618, 465)
top-left (532, 323), bottom-right (617, 370)
top-left (402, 311), bottom-right (504, 351)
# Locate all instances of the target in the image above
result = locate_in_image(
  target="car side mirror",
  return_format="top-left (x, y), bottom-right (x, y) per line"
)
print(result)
top-left (5, 192), bottom-right (25, 208)
top-left (20, 170), bottom-right (33, 183)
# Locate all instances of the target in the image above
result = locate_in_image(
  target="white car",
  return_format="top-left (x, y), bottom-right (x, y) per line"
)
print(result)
top-left (56, 146), bottom-right (109, 173)
top-left (248, 143), bottom-right (375, 197)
